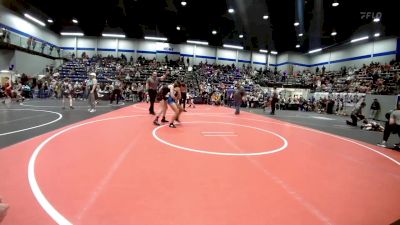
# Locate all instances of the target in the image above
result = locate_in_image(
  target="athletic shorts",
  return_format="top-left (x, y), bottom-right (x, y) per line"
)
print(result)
top-left (167, 96), bottom-right (176, 105)
top-left (156, 93), bottom-right (168, 101)
top-left (62, 91), bottom-right (71, 97)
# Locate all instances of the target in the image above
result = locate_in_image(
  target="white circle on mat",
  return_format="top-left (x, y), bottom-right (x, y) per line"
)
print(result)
top-left (0, 109), bottom-right (62, 136)
top-left (152, 121), bottom-right (288, 156)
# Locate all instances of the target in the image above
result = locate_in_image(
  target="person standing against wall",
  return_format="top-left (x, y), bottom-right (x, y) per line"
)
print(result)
top-left (146, 71), bottom-right (168, 115)
top-left (369, 98), bottom-right (381, 120)
top-left (87, 73), bottom-right (98, 113)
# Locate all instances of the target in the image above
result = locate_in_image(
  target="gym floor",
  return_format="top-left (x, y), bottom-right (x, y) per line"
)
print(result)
top-left (0, 100), bottom-right (399, 225)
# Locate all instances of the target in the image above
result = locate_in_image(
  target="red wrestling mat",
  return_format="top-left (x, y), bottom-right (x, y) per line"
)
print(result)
top-left (1, 103), bottom-right (399, 225)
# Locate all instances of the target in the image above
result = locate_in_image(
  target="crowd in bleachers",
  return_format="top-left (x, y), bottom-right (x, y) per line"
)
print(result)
top-left (2, 53), bottom-right (399, 116)
top-left (188, 59), bottom-right (400, 115)
top-left (256, 60), bottom-right (400, 95)
top-left (1, 53), bottom-right (195, 103)
top-left (192, 62), bottom-right (263, 106)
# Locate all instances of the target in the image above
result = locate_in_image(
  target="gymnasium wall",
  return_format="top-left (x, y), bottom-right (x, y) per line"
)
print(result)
top-left (0, 3), bottom-right (272, 71)
top-left (216, 48), bottom-right (237, 65)
top-left (237, 51), bottom-right (251, 68)
top-left (365, 94), bottom-right (398, 121)
top-left (310, 38), bottom-right (397, 71)
top-left (276, 53), bottom-right (290, 74)
top-left (0, 50), bottom-right (15, 71)
top-left (192, 45), bottom-right (216, 65)
top-left (0, 49), bottom-right (58, 74)
top-left (288, 52), bottom-right (309, 72)
top-left (0, 4), bottom-right (59, 47)
top-left (279, 37), bottom-right (398, 74)
top-left (13, 50), bottom-right (56, 74)
top-left (252, 52), bottom-right (268, 70)
top-left (1, 3), bottom-right (398, 74)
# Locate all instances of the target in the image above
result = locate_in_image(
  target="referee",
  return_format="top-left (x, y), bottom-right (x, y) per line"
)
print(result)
top-left (146, 71), bottom-right (168, 115)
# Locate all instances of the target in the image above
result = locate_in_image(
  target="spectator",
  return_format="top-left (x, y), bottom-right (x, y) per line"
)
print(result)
top-left (32, 38), bottom-right (36, 50)
top-left (270, 87), bottom-right (278, 115)
top-left (27, 37), bottom-right (32, 49)
top-left (0, 28), bottom-right (4, 42)
top-left (369, 98), bottom-right (381, 120)
top-left (40, 42), bottom-right (46, 53)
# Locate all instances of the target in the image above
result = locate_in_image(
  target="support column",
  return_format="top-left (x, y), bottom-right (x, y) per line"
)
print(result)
top-left (397, 38), bottom-right (400, 61)
top-left (250, 51), bottom-right (253, 68)
top-left (116, 38), bottom-right (119, 57)
top-left (95, 38), bottom-right (98, 55)
top-left (74, 37), bottom-right (77, 57)
top-left (328, 51), bottom-right (332, 71)
top-left (193, 44), bottom-right (197, 66)
top-left (236, 50), bottom-right (239, 65)
top-left (372, 39), bottom-right (375, 59)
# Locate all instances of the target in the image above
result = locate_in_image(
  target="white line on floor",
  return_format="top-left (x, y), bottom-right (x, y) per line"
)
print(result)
top-left (203, 134), bottom-right (238, 137)
top-left (201, 132), bottom-right (235, 134)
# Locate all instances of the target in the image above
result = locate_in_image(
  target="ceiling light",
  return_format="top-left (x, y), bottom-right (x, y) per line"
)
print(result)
top-left (332, 1), bottom-right (339, 7)
top-left (187, 40), bottom-right (209, 45)
top-left (331, 31), bottom-right (337, 36)
top-left (60, 32), bottom-right (84, 36)
top-left (144, 36), bottom-right (168, 41)
top-left (294, 22), bottom-right (299, 26)
top-left (296, 44), bottom-right (300, 48)
top-left (309, 48), bottom-right (322, 54)
top-left (239, 34), bottom-right (244, 38)
top-left (350, 36), bottom-right (369, 43)
top-left (181, 1), bottom-right (187, 6)
top-left (47, 19), bottom-right (53, 23)
top-left (72, 19), bottom-right (78, 24)
top-left (263, 15), bottom-right (269, 20)
top-left (271, 51), bottom-right (278, 55)
top-left (373, 18), bottom-right (380, 22)
top-left (260, 49), bottom-right (268, 53)
top-left (374, 33), bottom-right (380, 37)
top-left (223, 44), bottom-right (243, 50)
top-left (228, 8), bottom-right (235, 13)
top-left (212, 30), bottom-right (217, 35)
top-left (102, 33), bottom-right (126, 38)
top-left (176, 26), bottom-right (181, 30)
top-left (298, 33), bottom-right (303, 37)
top-left (24, 13), bottom-right (45, 27)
